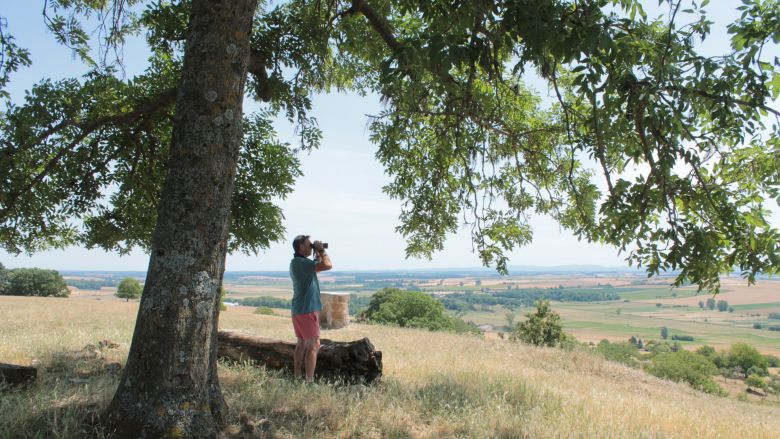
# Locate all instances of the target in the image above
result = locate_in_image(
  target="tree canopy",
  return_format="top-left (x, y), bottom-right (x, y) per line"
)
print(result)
top-left (1, 267), bottom-right (69, 297)
top-left (115, 276), bottom-right (142, 301)
top-left (2, 1), bottom-right (779, 292)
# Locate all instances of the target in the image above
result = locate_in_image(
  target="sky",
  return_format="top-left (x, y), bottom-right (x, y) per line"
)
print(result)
top-left (1, 1), bottom-right (778, 273)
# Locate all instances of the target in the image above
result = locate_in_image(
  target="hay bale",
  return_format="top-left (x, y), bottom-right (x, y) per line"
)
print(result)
top-left (320, 292), bottom-right (350, 329)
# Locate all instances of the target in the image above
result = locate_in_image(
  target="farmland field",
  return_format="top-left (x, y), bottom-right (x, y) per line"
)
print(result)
top-left (62, 270), bottom-right (780, 355)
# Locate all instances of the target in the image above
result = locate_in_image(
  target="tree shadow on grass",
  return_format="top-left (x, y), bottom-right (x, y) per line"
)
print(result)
top-left (0, 341), bottom-right (123, 438)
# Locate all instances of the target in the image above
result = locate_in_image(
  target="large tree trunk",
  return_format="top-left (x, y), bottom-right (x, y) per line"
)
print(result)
top-left (218, 331), bottom-right (383, 384)
top-left (105, 0), bottom-right (258, 437)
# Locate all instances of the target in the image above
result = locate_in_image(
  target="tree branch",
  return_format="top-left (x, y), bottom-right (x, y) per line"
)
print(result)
top-left (1, 87), bottom-right (177, 220)
top-left (351, 0), bottom-right (402, 53)
top-left (664, 85), bottom-right (780, 118)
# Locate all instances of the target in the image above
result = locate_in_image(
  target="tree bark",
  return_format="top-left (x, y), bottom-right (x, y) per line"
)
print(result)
top-left (0, 363), bottom-right (37, 389)
top-left (104, 0), bottom-right (258, 437)
top-left (217, 331), bottom-right (383, 384)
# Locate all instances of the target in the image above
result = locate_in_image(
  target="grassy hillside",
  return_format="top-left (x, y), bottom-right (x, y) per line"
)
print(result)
top-left (1, 296), bottom-right (780, 438)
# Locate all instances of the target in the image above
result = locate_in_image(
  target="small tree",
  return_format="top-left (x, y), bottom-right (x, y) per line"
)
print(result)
top-left (717, 300), bottom-right (729, 312)
top-left (5, 268), bottom-right (69, 297)
top-left (510, 300), bottom-right (565, 347)
top-left (661, 326), bottom-right (669, 340)
top-left (698, 300), bottom-right (704, 309)
top-left (706, 298), bottom-right (716, 310)
top-left (115, 277), bottom-right (142, 302)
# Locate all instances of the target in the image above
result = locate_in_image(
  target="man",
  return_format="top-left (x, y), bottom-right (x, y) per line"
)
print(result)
top-left (289, 234), bottom-right (332, 382)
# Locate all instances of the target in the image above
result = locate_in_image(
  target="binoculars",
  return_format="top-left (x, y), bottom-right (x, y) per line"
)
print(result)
top-left (313, 240), bottom-right (329, 250)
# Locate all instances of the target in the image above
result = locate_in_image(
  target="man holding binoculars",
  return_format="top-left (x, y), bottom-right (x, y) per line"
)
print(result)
top-left (289, 234), bottom-right (332, 383)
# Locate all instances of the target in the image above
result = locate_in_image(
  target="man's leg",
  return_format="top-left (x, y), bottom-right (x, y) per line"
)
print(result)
top-left (303, 337), bottom-right (320, 382)
top-left (293, 338), bottom-right (305, 379)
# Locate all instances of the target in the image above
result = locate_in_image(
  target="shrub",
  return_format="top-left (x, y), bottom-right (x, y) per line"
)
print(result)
top-left (717, 300), bottom-right (729, 312)
top-left (509, 300), bottom-right (566, 347)
top-left (671, 334), bottom-right (694, 341)
top-left (728, 343), bottom-right (769, 375)
top-left (769, 326), bottom-right (780, 332)
top-left (361, 288), bottom-right (455, 332)
top-left (706, 298), bottom-right (716, 310)
top-left (660, 326), bottom-right (669, 339)
top-left (769, 312), bottom-right (780, 320)
top-left (4, 268), bottom-right (69, 297)
top-left (236, 296), bottom-right (291, 308)
top-left (754, 323), bottom-right (764, 329)
top-left (648, 341), bottom-right (672, 354)
top-left (115, 277), bottom-right (142, 301)
top-left (596, 341), bottom-right (639, 367)
top-left (219, 287), bottom-right (227, 311)
top-left (254, 306), bottom-right (275, 316)
top-left (447, 317), bottom-right (483, 335)
top-left (769, 375), bottom-right (780, 395)
top-left (646, 350), bottom-right (722, 395)
top-left (746, 365), bottom-right (767, 377)
top-left (695, 345), bottom-right (716, 358)
top-left (765, 354), bottom-right (780, 368)
top-left (0, 262), bottom-right (8, 294)
top-left (698, 300), bottom-right (704, 309)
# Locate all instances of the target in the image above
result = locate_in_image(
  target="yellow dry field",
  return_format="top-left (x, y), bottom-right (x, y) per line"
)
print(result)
top-left (2, 295), bottom-right (780, 438)
top-left (641, 278), bottom-right (780, 306)
top-left (67, 286), bottom-right (119, 300)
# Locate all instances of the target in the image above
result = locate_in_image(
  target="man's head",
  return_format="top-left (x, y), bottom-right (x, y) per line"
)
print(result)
top-left (293, 234), bottom-right (312, 257)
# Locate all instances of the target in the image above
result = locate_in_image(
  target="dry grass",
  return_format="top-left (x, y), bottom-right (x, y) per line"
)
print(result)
top-left (2, 296), bottom-right (780, 438)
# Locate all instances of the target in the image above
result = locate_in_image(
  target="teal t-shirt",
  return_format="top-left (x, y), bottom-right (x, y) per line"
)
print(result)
top-left (289, 255), bottom-right (322, 315)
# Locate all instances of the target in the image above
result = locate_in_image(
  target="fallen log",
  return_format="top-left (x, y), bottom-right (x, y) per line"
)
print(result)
top-left (218, 330), bottom-right (382, 384)
top-left (0, 362), bottom-right (37, 389)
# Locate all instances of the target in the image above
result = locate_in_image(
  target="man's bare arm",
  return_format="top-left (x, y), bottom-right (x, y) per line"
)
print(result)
top-left (315, 250), bottom-right (332, 272)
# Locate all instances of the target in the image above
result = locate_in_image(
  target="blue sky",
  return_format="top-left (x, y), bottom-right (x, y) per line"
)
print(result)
top-left (1, 2), bottom-right (777, 272)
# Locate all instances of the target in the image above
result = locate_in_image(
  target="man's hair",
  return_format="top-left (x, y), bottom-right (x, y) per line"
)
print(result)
top-left (292, 234), bottom-right (310, 253)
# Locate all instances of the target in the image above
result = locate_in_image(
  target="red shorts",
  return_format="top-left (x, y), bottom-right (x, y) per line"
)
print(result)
top-left (292, 311), bottom-right (320, 340)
